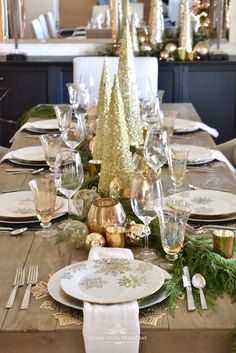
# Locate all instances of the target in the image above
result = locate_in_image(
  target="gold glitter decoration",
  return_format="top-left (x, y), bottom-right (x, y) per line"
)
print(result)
top-left (40, 300), bottom-right (59, 311)
top-left (31, 281), bottom-right (49, 299)
top-left (52, 309), bottom-right (83, 327)
top-left (149, 0), bottom-right (164, 47)
top-left (122, 0), bottom-right (130, 29)
top-left (98, 75), bottom-right (133, 195)
top-left (85, 233), bottom-right (106, 251)
top-left (79, 276), bottom-right (108, 290)
top-left (139, 307), bottom-right (167, 326)
top-left (118, 20), bottom-right (143, 147)
top-left (130, 14), bottom-right (139, 55)
top-left (94, 258), bottom-right (132, 276)
top-left (179, 0), bottom-right (192, 53)
top-left (176, 0), bottom-right (185, 29)
top-left (102, 8), bottom-right (111, 28)
top-left (93, 60), bottom-right (111, 160)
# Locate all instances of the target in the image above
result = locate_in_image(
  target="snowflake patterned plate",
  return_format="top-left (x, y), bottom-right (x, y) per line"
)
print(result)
top-left (166, 190), bottom-right (236, 218)
top-left (60, 259), bottom-right (164, 304)
top-left (0, 191), bottom-right (64, 221)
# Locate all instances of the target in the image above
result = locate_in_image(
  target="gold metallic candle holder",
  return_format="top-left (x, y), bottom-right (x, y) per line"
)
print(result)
top-left (106, 226), bottom-right (127, 248)
top-left (213, 229), bottom-right (235, 259)
top-left (88, 160), bottom-right (102, 177)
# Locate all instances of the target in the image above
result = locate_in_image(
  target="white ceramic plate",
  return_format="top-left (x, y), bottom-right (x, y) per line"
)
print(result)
top-left (174, 119), bottom-right (199, 133)
top-left (171, 144), bottom-right (214, 165)
top-left (166, 190), bottom-right (236, 218)
top-left (60, 259), bottom-right (164, 304)
top-left (11, 146), bottom-right (45, 163)
top-left (9, 159), bottom-right (46, 167)
top-left (0, 191), bottom-right (65, 220)
top-left (48, 263), bottom-right (171, 310)
top-left (26, 119), bottom-right (58, 132)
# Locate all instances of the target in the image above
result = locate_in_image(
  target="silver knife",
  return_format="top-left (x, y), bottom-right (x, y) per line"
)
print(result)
top-left (182, 266), bottom-right (196, 311)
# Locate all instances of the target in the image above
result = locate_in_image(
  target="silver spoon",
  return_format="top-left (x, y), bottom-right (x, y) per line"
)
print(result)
top-left (192, 273), bottom-right (208, 310)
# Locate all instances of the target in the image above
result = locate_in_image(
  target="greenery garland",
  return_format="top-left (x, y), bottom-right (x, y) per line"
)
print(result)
top-left (20, 105), bottom-right (236, 352)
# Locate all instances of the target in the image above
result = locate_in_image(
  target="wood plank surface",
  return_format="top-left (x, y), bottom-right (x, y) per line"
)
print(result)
top-left (0, 103), bottom-right (234, 353)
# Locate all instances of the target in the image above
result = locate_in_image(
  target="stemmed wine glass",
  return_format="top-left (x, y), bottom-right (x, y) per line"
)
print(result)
top-left (131, 173), bottom-right (163, 261)
top-left (29, 178), bottom-right (57, 238)
top-left (143, 126), bottom-right (168, 174)
top-left (61, 111), bottom-right (85, 151)
top-left (54, 105), bottom-right (72, 132)
top-left (66, 83), bottom-right (80, 112)
top-left (158, 200), bottom-right (191, 269)
top-left (40, 133), bottom-right (62, 172)
top-left (167, 145), bottom-right (190, 193)
top-left (54, 149), bottom-right (84, 220)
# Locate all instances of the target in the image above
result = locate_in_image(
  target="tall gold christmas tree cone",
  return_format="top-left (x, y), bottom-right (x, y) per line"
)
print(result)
top-left (118, 20), bottom-right (143, 147)
top-left (179, 0), bottom-right (192, 53)
top-left (98, 75), bottom-right (133, 196)
top-left (176, 0), bottom-right (185, 29)
top-left (149, 0), bottom-right (164, 48)
top-left (122, 0), bottom-right (130, 29)
top-left (93, 59), bottom-right (111, 160)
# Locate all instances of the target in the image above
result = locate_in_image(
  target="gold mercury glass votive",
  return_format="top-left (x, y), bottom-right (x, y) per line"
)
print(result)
top-left (213, 229), bottom-right (235, 259)
top-left (106, 226), bottom-right (127, 248)
top-left (88, 160), bottom-right (102, 177)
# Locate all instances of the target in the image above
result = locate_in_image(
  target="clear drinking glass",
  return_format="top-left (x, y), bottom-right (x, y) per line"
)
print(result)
top-left (54, 105), bottom-right (72, 132)
top-left (61, 112), bottom-right (85, 150)
top-left (66, 82), bottom-right (80, 111)
top-left (160, 111), bottom-right (177, 142)
top-left (29, 178), bottom-right (57, 238)
top-left (158, 200), bottom-right (190, 269)
top-left (131, 174), bottom-right (162, 261)
top-left (167, 145), bottom-right (190, 193)
top-left (55, 149), bottom-right (84, 218)
top-left (144, 126), bottom-right (168, 173)
top-left (40, 133), bottom-right (62, 172)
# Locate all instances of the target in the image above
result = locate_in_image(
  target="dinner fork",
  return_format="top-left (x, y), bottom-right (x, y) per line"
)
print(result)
top-left (5, 268), bottom-right (25, 308)
top-left (20, 265), bottom-right (38, 310)
top-left (186, 224), bottom-right (236, 235)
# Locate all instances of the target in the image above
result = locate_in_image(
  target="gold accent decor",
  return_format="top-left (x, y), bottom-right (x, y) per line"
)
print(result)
top-left (109, 171), bottom-right (133, 200)
top-left (85, 233), bottom-right (106, 251)
top-left (106, 225), bottom-right (127, 247)
top-left (87, 197), bottom-right (127, 235)
top-left (213, 229), bottom-right (235, 259)
top-left (88, 160), bottom-right (102, 177)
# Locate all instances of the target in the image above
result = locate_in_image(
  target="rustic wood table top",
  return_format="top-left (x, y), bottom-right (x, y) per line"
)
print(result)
top-left (0, 103), bottom-right (235, 353)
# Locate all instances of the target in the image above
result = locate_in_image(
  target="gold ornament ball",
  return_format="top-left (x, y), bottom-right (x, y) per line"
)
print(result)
top-left (160, 50), bottom-right (169, 60)
top-left (165, 42), bottom-right (177, 54)
top-left (85, 233), bottom-right (106, 251)
top-left (140, 43), bottom-right (152, 53)
top-left (193, 41), bottom-right (210, 57)
top-left (137, 31), bottom-right (146, 45)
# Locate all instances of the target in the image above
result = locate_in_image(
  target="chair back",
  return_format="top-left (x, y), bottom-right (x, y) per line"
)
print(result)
top-left (38, 15), bottom-right (50, 39)
top-left (31, 19), bottom-right (45, 40)
top-left (45, 12), bottom-right (57, 38)
top-left (73, 56), bottom-right (158, 99)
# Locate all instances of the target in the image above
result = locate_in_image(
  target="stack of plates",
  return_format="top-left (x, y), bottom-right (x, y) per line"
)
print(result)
top-left (166, 190), bottom-right (236, 222)
top-left (170, 144), bottom-right (214, 165)
top-left (0, 191), bottom-right (67, 224)
top-left (174, 119), bottom-right (199, 133)
top-left (48, 259), bottom-right (171, 310)
top-left (25, 119), bottom-right (59, 133)
top-left (9, 146), bottom-right (46, 166)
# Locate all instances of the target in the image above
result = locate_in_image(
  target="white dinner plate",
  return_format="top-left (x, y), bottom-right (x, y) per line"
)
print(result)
top-left (171, 144), bottom-right (214, 165)
top-left (0, 191), bottom-right (65, 220)
top-left (60, 259), bottom-right (164, 304)
top-left (26, 119), bottom-right (58, 133)
top-left (48, 263), bottom-right (171, 310)
top-left (11, 146), bottom-right (45, 163)
top-left (166, 190), bottom-right (236, 218)
top-left (174, 119), bottom-right (199, 133)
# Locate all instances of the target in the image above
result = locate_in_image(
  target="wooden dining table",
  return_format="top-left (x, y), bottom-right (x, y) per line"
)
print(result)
top-left (0, 103), bottom-right (235, 353)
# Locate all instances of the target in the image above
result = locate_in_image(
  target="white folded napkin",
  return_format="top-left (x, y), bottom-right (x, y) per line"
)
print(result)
top-left (194, 122), bottom-right (219, 138)
top-left (83, 247), bottom-right (140, 353)
top-left (211, 150), bottom-right (236, 174)
top-left (9, 122), bottom-right (34, 144)
top-left (0, 150), bottom-right (16, 163)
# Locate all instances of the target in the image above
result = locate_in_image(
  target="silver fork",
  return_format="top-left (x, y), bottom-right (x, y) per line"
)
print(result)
top-left (186, 224), bottom-right (236, 235)
top-left (20, 265), bottom-right (38, 310)
top-left (5, 268), bottom-right (25, 308)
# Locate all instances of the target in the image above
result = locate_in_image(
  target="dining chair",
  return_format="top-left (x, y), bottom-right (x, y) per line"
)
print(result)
top-left (218, 138), bottom-right (236, 167)
top-left (38, 15), bottom-right (50, 40)
top-left (73, 56), bottom-right (158, 99)
top-left (31, 19), bottom-right (45, 40)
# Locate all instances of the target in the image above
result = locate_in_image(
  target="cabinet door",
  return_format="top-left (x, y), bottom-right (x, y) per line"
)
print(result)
top-left (0, 64), bottom-right (55, 146)
top-left (158, 64), bottom-right (182, 102)
top-left (182, 65), bottom-right (236, 143)
top-left (55, 64), bottom-right (73, 104)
